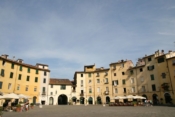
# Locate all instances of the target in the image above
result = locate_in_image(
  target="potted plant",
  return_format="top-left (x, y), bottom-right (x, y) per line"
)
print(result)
top-left (30, 103), bottom-right (34, 109)
top-left (16, 104), bottom-right (21, 112)
top-left (132, 101), bottom-right (137, 106)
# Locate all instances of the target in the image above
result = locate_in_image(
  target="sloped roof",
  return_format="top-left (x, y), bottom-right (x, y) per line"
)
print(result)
top-left (49, 78), bottom-right (72, 85)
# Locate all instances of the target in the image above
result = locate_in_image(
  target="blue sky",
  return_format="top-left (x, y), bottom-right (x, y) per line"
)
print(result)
top-left (0, 0), bottom-right (175, 80)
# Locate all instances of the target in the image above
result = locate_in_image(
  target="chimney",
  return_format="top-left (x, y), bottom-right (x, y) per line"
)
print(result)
top-left (1, 54), bottom-right (8, 59)
top-left (17, 59), bottom-right (23, 63)
top-left (169, 50), bottom-right (172, 53)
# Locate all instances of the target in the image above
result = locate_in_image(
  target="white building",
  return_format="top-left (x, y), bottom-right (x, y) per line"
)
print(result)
top-left (36, 63), bottom-right (50, 105)
top-left (48, 79), bottom-right (72, 105)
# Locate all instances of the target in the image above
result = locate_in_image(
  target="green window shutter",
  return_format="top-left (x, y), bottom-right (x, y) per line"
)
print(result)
top-left (27, 76), bottom-right (30, 81)
top-left (122, 80), bottom-right (125, 84)
top-left (0, 82), bottom-right (3, 89)
top-left (1, 69), bottom-right (5, 77)
top-left (18, 74), bottom-right (22, 80)
top-left (28, 68), bottom-right (30, 73)
top-left (36, 69), bottom-right (38, 74)
top-left (35, 77), bottom-right (38, 82)
top-left (11, 63), bottom-right (14, 69)
top-left (151, 75), bottom-right (154, 80)
top-left (10, 72), bottom-right (13, 78)
top-left (112, 81), bottom-right (114, 85)
top-left (19, 66), bottom-right (22, 71)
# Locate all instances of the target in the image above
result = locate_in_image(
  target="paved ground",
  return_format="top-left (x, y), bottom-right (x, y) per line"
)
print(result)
top-left (3, 105), bottom-right (175, 117)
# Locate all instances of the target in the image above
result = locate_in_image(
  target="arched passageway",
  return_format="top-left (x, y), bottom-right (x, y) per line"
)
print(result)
top-left (106, 96), bottom-right (110, 104)
top-left (164, 93), bottom-right (172, 104)
top-left (97, 96), bottom-right (102, 104)
top-left (80, 97), bottom-right (84, 104)
top-left (58, 94), bottom-right (68, 105)
top-left (88, 97), bottom-right (93, 104)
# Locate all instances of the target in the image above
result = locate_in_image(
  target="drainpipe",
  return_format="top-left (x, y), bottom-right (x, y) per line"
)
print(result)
top-left (166, 59), bottom-right (174, 94)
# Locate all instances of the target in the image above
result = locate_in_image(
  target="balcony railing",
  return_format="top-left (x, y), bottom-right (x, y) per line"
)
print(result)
top-left (80, 93), bottom-right (84, 96)
top-left (104, 91), bottom-right (109, 95)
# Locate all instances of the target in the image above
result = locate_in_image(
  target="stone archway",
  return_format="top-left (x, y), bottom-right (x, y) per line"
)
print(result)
top-left (58, 94), bottom-right (68, 105)
top-left (88, 97), bottom-right (93, 104)
top-left (49, 97), bottom-right (54, 105)
top-left (97, 96), bottom-right (102, 104)
top-left (33, 96), bottom-right (37, 104)
top-left (106, 96), bottom-right (110, 104)
top-left (72, 96), bottom-right (77, 104)
top-left (164, 93), bottom-right (172, 104)
top-left (152, 94), bottom-right (158, 105)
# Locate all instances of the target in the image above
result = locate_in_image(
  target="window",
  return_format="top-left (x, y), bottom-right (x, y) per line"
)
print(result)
top-left (10, 72), bottom-right (13, 78)
top-left (142, 86), bottom-right (146, 92)
top-left (172, 60), bottom-right (175, 65)
top-left (35, 77), bottom-right (38, 82)
top-left (158, 57), bottom-right (164, 63)
top-left (88, 73), bottom-right (91, 77)
top-left (113, 65), bottom-right (116, 69)
top-left (26, 76), bottom-right (30, 81)
top-left (28, 68), bottom-right (30, 73)
top-left (123, 88), bottom-right (126, 93)
top-left (18, 74), bottom-right (22, 80)
top-left (97, 79), bottom-right (100, 83)
top-left (44, 71), bottom-right (47, 76)
top-left (97, 87), bottom-right (100, 92)
top-left (81, 80), bottom-right (83, 85)
top-left (36, 69), bottom-right (38, 74)
top-left (89, 80), bottom-right (91, 84)
top-left (115, 88), bottom-right (118, 94)
top-left (11, 63), bottom-right (14, 69)
top-left (152, 84), bottom-right (156, 91)
top-left (121, 63), bottom-right (124, 68)
top-left (131, 87), bottom-right (135, 93)
top-left (81, 90), bottom-right (84, 94)
top-left (122, 79), bottom-right (125, 85)
top-left (17, 85), bottom-right (20, 90)
top-left (150, 74), bottom-right (154, 80)
top-left (140, 68), bottom-right (143, 72)
top-left (51, 85), bottom-right (53, 88)
top-left (50, 92), bottom-right (53, 95)
top-left (42, 87), bottom-right (46, 93)
top-left (60, 85), bottom-right (66, 90)
top-left (2, 60), bottom-right (5, 66)
top-left (105, 78), bottom-right (108, 84)
top-left (112, 80), bottom-right (118, 86)
top-left (0, 82), bottom-right (2, 89)
top-left (148, 57), bottom-right (152, 62)
top-left (1, 69), bottom-right (4, 77)
top-left (8, 83), bottom-right (11, 90)
top-left (140, 77), bottom-right (144, 82)
top-left (122, 72), bottom-right (125, 75)
top-left (131, 78), bottom-right (134, 84)
top-left (130, 70), bottom-right (134, 75)
top-left (55, 91), bottom-right (57, 94)
top-left (147, 65), bottom-right (154, 70)
top-left (162, 73), bottom-right (166, 78)
top-left (105, 72), bottom-right (108, 76)
top-left (106, 87), bottom-right (109, 91)
top-left (114, 73), bottom-right (116, 76)
top-left (19, 66), bottom-right (22, 71)
top-left (34, 87), bottom-right (37, 92)
top-left (89, 88), bottom-right (92, 93)
top-left (80, 74), bottom-right (83, 77)
top-left (25, 86), bottom-right (28, 91)
top-left (96, 73), bottom-right (99, 77)
top-left (43, 78), bottom-right (46, 83)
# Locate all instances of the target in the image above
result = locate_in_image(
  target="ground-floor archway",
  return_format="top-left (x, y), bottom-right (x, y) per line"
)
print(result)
top-left (49, 97), bottom-right (54, 105)
top-left (72, 96), bottom-right (77, 104)
top-left (142, 94), bottom-right (147, 102)
top-left (152, 94), bottom-right (158, 105)
top-left (106, 96), bottom-right (110, 104)
top-left (80, 97), bottom-right (84, 104)
top-left (164, 93), bottom-right (172, 104)
top-left (88, 97), bottom-right (93, 104)
top-left (33, 96), bottom-right (37, 104)
top-left (58, 94), bottom-right (68, 105)
top-left (97, 96), bottom-right (102, 104)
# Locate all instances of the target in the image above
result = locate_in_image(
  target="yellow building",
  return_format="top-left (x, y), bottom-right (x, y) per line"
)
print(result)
top-left (0, 54), bottom-right (50, 105)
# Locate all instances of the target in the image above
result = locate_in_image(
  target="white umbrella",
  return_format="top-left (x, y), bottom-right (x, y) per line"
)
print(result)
top-left (3, 93), bottom-right (19, 99)
top-left (114, 96), bottom-right (127, 99)
top-left (133, 95), bottom-right (146, 99)
top-left (18, 94), bottom-right (31, 99)
top-left (126, 95), bottom-right (134, 99)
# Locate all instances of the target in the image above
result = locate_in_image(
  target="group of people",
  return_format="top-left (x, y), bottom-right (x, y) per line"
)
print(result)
top-left (144, 99), bottom-right (153, 106)
top-left (21, 101), bottom-right (29, 112)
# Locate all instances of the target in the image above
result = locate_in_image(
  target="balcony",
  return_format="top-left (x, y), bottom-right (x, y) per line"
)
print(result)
top-left (80, 93), bottom-right (84, 96)
top-left (42, 92), bottom-right (46, 95)
top-left (104, 82), bottom-right (109, 84)
top-left (104, 91), bottom-right (109, 95)
top-left (72, 90), bottom-right (76, 92)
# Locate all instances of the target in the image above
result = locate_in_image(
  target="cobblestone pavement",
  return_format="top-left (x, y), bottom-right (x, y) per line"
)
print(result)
top-left (3, 105), bottom-right (175, 117)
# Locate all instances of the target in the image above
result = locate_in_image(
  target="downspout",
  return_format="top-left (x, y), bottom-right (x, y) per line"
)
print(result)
top-left (166, 59), bottom-right (174, 94)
